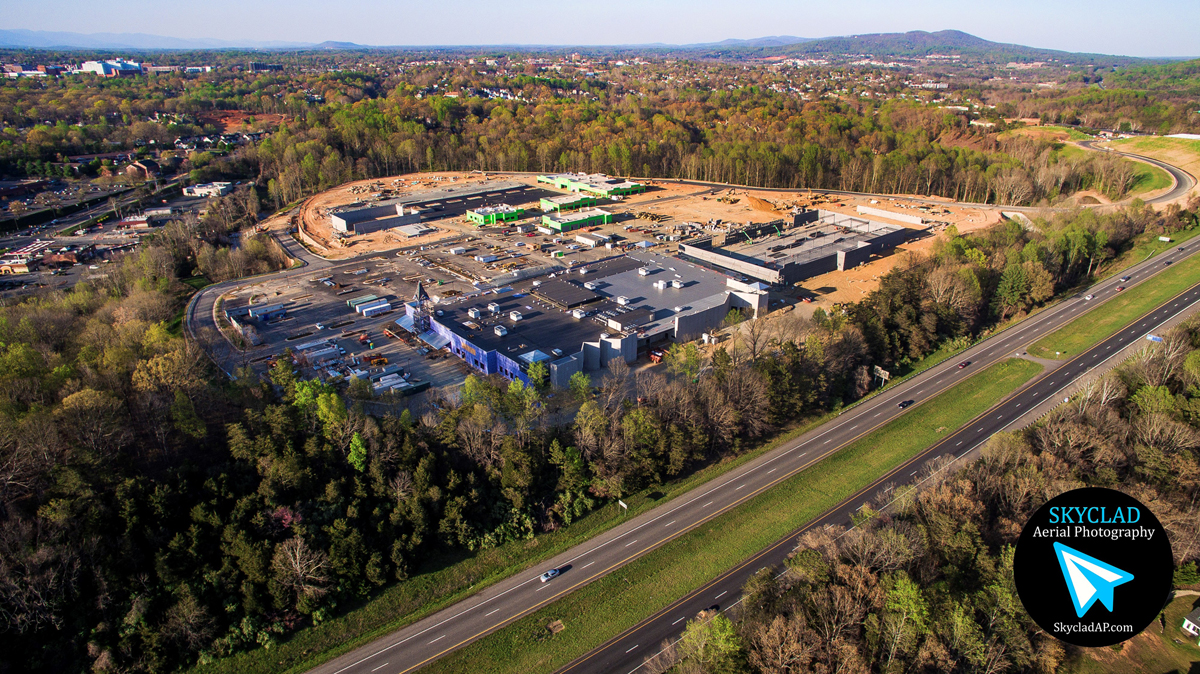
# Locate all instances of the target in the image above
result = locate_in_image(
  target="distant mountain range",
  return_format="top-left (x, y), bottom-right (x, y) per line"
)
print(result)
top-left (0, 28), bottom-right (1153, 64)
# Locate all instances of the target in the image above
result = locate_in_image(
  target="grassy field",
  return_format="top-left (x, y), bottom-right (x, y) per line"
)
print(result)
top-left (1068, 594), bottom-right (1200, 674)
top-left (1127, 158), bottom-right (1174, 196)
top-left (1103, 221), bottom-right (1200, 274)
top-left (1109, 136), bottom-right (1200, 187)
top-left (1029, 249), bottom-right (1200, 359)
top-left (422, 358), bottom-right (1044, 674)
top-left (187, 411), bottom-right (846, 674)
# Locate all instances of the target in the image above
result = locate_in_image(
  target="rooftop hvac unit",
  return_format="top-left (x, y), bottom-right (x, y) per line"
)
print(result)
top-left (674, 306), bottom-right (683, 313)
top-left (671, 280), bottom-right (683, 289)
top-left (584, 281), bottom-right (598, 290)
top-left (638, 267), bottom-right (650, 276)
top-left (494, 325), bottom-right (508, 337)
top-left (654, 280), bottom-right (666, 290)
top-left (617, 296), bottom-right (630, 306)
top-left (468, 307), bottom-right (481, 319)
top-left (487, 302), bottom-right (501, 313)
top-left (509, 311), bottom-right (523, 321)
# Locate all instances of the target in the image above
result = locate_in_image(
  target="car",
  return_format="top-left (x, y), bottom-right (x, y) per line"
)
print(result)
top-left (1084, 294), bottom-right (1094, 300)
top-left (1120, 276), bottom-right (1130, 282)
top-left (897, 400), bottom-right (915, 409)
top-left (1116, 286), bottom-right (1125, 292)
top-left (1165, 260), bottom-right (1173, 266)
top-left (315, 323), bottom-right (325, 330)
top-left (1178, 247), bottom-right (1185, 252)
top-left (957, 361), bottom-right (971, 369)
top-left (539, 569), bottom-right (560, 583)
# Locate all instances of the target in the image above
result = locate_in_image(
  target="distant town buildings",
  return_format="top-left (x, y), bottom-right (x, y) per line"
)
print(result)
top-left (183, 182), bottom-right (233, 198)
top-left (81, 59), bottom-right (143, 78)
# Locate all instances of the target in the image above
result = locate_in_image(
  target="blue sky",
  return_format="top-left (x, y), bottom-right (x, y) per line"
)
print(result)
top-left (4, 0), bottom-right (1198, 57)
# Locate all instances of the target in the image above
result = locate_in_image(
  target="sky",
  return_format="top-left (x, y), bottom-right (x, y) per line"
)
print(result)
top-left (4, 0), bottom-right (1198, 58)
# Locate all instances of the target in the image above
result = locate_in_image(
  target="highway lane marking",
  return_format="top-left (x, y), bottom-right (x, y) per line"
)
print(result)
top-left (485, 608), bottom-right (500, 617)
top-left (665, 520), bottom-right (676, 527)
top-left (625, 539), bottom-right (638, 547)
top-left (582, 561), bottom-right (594, 569)
top-left (715, 590), bottom-right (727, 599)
top-left (626, 645), bottom-right (639, 654)
top-left (910, 470), bottom-right (918, 476)
top-left (672, 616), bottom-right (686, 626)
top-left (767, 468), bottom-right (777, 474)
top-left (956, 441), bottom-right (963, 446)
top-left (428, 635), bottom-right (445, 644)
top-left (874, 412), bottom-right (881, 417)
top-left (371, 663), bottom-right (390, 672)
top-left (824, 439), bottom-right (832, 444)
top-left (735, 484), bottom-right (746, 491)
top-left (330, 267), bottom-right (1200, 674)
top-left (702, 501), bottom-right (713, 508)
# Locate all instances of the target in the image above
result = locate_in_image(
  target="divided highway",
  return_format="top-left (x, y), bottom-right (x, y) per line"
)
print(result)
top-left (566, 265), bottom-right (1200, 674)
top-left (307, 243), bottom-right (1200, 674)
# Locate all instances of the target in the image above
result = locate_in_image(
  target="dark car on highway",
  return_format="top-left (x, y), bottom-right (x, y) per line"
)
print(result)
top-left (897, 400), bottom-right (915, 409)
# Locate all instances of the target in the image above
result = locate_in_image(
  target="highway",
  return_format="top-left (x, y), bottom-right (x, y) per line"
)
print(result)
top-left (564, 266), bottom-right (1200, 674)
top-left (1078, 140), bottom-right (1196, 205)
top-left (305, 237), bottom-right (1200, 674)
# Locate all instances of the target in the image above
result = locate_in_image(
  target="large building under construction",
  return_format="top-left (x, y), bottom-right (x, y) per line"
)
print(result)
top-left (396, 253), bottom-right (767, 388)
top-left (679, 209), bottom-right (918, 286)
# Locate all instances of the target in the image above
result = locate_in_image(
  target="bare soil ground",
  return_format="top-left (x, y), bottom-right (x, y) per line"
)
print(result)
top-left (289, 171), bottom-right (1005, 301)
top-left (198, 111), bottom-right (289, 133)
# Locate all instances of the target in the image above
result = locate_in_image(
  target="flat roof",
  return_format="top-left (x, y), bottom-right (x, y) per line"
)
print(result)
top-left (532, 279), bottom-right (602, 308)
top-left (722, 211), bottom-right (906, 267)
top-left (437, 290), bottom-right (615, 360)
top-left (545, 208), bottom-right (612, 224)
top-left (470, 203), bottom-right (521, 215)
top-left (546, 194), bottom-right (593, 205)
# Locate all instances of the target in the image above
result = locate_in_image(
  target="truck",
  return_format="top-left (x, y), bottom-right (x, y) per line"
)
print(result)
top-left (347, 294), bottom-right (378, 308)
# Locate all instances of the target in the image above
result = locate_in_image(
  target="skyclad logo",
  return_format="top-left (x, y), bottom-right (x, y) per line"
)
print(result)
top-left (1014, 487), bottom-right (1173, 647)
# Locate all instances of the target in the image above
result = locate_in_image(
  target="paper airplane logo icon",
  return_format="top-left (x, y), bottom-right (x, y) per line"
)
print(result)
top-left (1053, 542), bottom-right (1134, 618)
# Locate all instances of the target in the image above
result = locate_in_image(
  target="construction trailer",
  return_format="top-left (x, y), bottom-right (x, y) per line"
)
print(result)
top-left (355, 298), bottom-right (390, 314)
top-left (248, 303), bottom-right (287, 321)
top-left (361, 302), bottom-right (392, 318)
top-left (347, 294), bottom-right (378, 308)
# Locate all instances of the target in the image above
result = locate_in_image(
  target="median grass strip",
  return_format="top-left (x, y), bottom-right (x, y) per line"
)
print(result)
top-left (422, 358), bottom-right (1044, 674)
top-left (188, 413), bottom-right (842, 674)
top-left (1029, 250), bottom-right (1200, 359)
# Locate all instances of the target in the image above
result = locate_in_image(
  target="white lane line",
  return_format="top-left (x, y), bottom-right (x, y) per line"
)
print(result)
top-left (910, 470), bottom-right (918, 476)
top-left (486, 608), bottom-right (500, 617)
top-left (956, 441), bottom-right (963, 446)
top-left (874, 412), bottom-right (881, 417)
top-left (823, 439), bottom-right (832, 444)
top-left (767, 468), bottom-right (777, 474)
top-left (715, 590), bottom-right (728, 599)
top-left (672, 616), bottom-right (686, 626)
top-left (664, 520), bottom-right (676, 528)
top-left (702, 501), bottom-right (713, 508)
top-left (735, 484), bottom-right (746, 491)
top-left (371, 663), bottom-right (390, 672)
top-left (428, 635), bottom-right (445, 644)
top-left (537, 584), bottom-right (550, 591)
top-left (625, 539), bottom-right (638, 547)
top-left (626, 645), bottom-right (639, 654)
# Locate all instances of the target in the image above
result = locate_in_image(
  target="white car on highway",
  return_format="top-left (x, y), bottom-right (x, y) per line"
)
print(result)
top-left (539, 569), bottom-right (560, 583)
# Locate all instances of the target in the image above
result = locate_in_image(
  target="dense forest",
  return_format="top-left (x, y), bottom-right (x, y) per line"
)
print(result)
top-left (654, 316), bottom-right (1200, 674)
top-left (1, 53), bottom-right (1196, 213)
top-left (0, 189), bottom-right (1195, 672)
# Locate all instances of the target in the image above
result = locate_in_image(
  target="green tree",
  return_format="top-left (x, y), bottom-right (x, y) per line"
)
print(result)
top-left (348, 432), bottom-right (367, 472)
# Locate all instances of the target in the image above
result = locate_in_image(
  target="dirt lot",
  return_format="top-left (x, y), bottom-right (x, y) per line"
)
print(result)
top-left (198, 110), bottom-right (290, 133)
top-left (287, 170), bottom-right (1006, 309)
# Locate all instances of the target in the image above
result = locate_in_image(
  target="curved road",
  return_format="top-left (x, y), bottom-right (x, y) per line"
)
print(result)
top-left (305, 244), bottom-right (1199, 674)
top-left (1078, 140), bottom-right (1196, 204)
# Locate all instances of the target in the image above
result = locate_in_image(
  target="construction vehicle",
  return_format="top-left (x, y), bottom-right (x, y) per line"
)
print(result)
top-left (368, 356), bottom-right (388, 366)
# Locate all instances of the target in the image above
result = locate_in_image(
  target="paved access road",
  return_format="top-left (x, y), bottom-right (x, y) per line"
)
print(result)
top-left (565, 259), bottom-right (1200, 674)
top-left (1077, 140), bottom-right (1196, 205)
top-left (306, 244), bottom-right (1198, 674)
